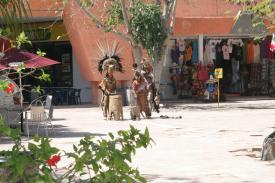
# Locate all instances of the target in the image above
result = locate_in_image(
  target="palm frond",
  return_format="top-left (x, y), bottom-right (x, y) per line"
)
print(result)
top-left (0, 0), bottom-right (31, 37)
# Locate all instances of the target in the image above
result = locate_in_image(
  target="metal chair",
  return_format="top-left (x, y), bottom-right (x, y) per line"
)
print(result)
top-left (74, 89), bottom-right (81, 105)
top-left (25, 95), bottom-right (54, 138)
top-left (43, 95), bottom-right (53, 120)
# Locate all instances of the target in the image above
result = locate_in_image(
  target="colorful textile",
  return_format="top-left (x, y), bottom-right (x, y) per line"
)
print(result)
top-left (185, 45), bottom-right (192, 62)
top-left (253, 44), bottom-right (261, 63)
top-left (192, 41), bottom-right (198, 64)
top-left (222, 44), bottom-right (230, 60)
top-left (209, 40), bottom-right (221, 60)
top-left (170, 46), bottom-right (180, 64)
top-left (242, 41), bottom-right (248, 64)
top-left (271, 34), bottom-right (275, 52)
top-left (204, 42), bottom-right (213, 64)
top-left (247, 42), bottom-right (254, 64)
top-left (263, 39), bottom-right (274, 59)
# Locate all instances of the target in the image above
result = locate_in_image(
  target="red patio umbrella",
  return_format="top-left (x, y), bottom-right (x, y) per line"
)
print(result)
top-left (0, 48), bottom-right (60, 69)
top-left (0, 64), bottom-right (7, 70)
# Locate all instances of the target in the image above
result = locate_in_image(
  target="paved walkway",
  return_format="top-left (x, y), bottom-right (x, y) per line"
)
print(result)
top-left (2, 99), bottom-right (275, 182)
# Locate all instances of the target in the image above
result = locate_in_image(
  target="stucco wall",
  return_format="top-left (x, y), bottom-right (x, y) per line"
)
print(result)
top-left (63, 0), bottom-right (134, 82)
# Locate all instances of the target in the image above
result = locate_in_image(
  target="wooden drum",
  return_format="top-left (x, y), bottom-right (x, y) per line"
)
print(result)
top-left (108, 94), bottom-right (123, 121)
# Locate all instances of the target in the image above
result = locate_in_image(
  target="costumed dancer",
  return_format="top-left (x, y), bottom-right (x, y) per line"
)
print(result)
top-left (132, 71), bottom-right (151, 118)
top-left (141, 60), bottom-right (160, 113)
top-left (97, 41), bottom-right (123, 120)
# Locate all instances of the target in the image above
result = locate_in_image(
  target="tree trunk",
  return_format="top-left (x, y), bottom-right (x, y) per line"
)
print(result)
top-left (132, 44), bottom-right (143, 71)
top-left (153, 44), bottom-right (169, 91)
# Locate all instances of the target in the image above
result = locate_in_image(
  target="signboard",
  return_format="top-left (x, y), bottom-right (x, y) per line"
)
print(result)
top-left (214, 68), bottom-right (223, 79)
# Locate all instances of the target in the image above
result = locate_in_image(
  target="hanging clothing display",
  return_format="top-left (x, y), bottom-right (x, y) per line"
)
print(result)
top-left (166, 36), bottom-right (274, 100)
top-left (253, 43), bottom-right (261, 63)
top-left (270, 34), bottom-right (275, 52)
top-left (242, 40), bottom-right (248, 64)
top-left (222, 43), bottom-right (230, 60)
top-left (178, 39), bottom-right (185, 53)
top-left (215, 42), bottom-right (223, 67)
top-left (185, 45), bottom-right (192, 62)
top-left (192, 41), bottom-right (198, 64)
top-left (247, 41), bottom-right (254, 64)
top-left (209, 40), bottom-right (221, 60)
top-left (231, 58), bottom-right (240, 84)
top-left (260, 38), bottom-right (274, 59)
top-left (170, 45), bottom-right (180, 64)
top-left (204, 42), bottom-right (213, 65)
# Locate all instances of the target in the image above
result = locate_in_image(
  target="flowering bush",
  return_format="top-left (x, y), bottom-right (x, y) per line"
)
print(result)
top-left (0, 118), bottom-right (153, 183)
top-left (0, 29), bottom-right (153, 183)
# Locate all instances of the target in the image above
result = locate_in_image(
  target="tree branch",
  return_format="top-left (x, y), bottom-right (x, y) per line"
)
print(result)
top-left (74, 0), bottom-right (132, 42)
top-left (120, 0), bottom-right (132, 35)
top-left (169, 0), bottom-right (178, 35)
top-left (162, 0), bottom-right (169, 17)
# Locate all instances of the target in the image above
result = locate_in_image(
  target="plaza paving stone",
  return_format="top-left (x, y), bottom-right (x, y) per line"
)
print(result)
top-left (2, 98), bottom-right (275, 182)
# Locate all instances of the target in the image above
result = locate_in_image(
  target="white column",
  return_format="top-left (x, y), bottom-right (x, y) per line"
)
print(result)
top-left (198, 34), bottom-right (204, 64)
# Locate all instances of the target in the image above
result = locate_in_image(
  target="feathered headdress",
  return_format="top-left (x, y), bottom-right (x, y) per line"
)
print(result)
top-left (97, 40), bottom-right (123, 74)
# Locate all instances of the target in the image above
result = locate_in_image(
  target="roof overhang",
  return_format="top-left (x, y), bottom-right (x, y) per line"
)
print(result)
top-left (0, 16), bottom-right (62, 24)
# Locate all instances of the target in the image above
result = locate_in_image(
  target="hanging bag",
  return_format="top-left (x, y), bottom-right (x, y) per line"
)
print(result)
top-left (198, 66), bottom-right (208, 81)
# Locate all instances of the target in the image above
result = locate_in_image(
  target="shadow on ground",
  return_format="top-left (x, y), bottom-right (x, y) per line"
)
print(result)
top-left (143, 174), bottom-right (201, 183)
top-left (162, 103), bottom-right (275, 111)
top-left (21, 124), bottom-right (106, 139)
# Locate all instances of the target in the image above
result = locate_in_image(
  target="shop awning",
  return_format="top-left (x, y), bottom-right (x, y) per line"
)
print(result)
top-left (230, 11), bottom-right (267, 34)
top-left (174, 17), bottom-right (235, 36)
top-left (0, 48), bottom-right (60, 69)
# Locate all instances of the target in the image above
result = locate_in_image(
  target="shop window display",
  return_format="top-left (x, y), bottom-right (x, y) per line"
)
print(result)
top-left (204, 37), bottom-right (275, 97)
top-left (166, 36), bottom-right (275, 101)
top-left (168, 39), bottom-right (198, 99)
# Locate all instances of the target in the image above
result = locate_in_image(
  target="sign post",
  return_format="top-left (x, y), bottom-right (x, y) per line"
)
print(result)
top-left (214, 68), bottom-right (223, 108)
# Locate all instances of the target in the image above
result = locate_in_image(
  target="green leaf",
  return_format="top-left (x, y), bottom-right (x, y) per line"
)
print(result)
top-left (36, 49), bottom-right (46, 57)
top-left (73, 144), bottom-right (78, 152)
top-left (108, 132), bottom-right (114, 140)
top-left (33, 134), bottom-right (40, 142)
top-left (28, 142), bottom-right (38, 152)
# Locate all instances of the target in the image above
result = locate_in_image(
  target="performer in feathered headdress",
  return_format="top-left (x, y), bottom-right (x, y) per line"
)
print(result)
top-left (97, 41), bottom-right (123, 120)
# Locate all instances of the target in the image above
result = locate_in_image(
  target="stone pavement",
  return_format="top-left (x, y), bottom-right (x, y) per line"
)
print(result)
top-left (2, 98), bottom-right (275, 182)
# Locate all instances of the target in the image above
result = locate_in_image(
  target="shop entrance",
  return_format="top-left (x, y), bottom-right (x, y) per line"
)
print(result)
top-left (31, 41), bottom-right (73, 87)
top-left (161, 36), bottom-right (275, 102)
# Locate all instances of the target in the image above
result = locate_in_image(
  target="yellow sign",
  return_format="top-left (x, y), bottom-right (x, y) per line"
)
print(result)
top-left (214, 68), bottom-right (223, 79)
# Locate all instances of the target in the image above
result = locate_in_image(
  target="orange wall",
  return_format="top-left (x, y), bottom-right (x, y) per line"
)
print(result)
top-left (176, 0), bottom-right (242, 18)
top-left (63, 0), bottom-right (134, 82)
top-left (174, 17), bottom-right (235, 36)
top-left (28, 0), bottom-right (64, 17)
top-left (28, 0), bottom-right (243, 18)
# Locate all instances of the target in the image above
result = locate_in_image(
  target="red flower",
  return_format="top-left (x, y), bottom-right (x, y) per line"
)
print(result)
top-left (46, 155), bottom-right (61, 167)
top-left (5, 83), bottom-right (15, 94)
